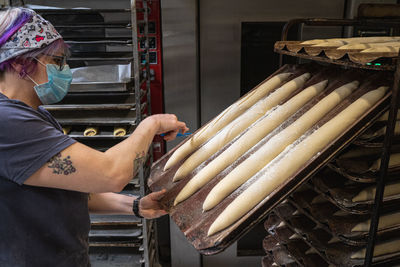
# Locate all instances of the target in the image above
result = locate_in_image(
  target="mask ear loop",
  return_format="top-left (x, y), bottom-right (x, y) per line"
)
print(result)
top-left (23, 57), bottom-right (44, 86)
top-left (34, 58), bottom-right (46, 67)
top-left (25, 73), bottom-right (39, 86)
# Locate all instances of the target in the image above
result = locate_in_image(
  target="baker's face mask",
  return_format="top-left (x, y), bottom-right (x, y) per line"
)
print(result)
top-left (26, 58), bottom-right (72, 105)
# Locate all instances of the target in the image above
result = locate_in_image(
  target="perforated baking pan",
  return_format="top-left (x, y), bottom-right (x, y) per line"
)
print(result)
top-left (148, 63), bottom-right (392, 254)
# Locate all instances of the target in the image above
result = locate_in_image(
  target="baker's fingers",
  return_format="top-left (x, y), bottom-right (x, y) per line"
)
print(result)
top-left (149, 189), bottom-right (167, 201)
top-left (180, 125), bottom-right (190, 134)
top-left (163, 129), bottom-right (179, 141)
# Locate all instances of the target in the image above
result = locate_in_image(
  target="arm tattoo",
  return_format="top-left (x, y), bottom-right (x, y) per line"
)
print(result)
top-left (133, 151), bottom-right (146, 175)
top-left (47, 153), bottom-right (76, 175)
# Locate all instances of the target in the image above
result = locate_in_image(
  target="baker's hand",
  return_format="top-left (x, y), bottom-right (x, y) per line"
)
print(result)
top-left (139, 189), bottom-right (168, 219)
top-left (146, 114), bottom-right (189, 141)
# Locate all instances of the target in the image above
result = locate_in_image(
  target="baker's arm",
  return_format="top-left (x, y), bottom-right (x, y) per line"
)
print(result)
top-left (88, 190), bottom-right (167, 219)
top-left (25, 114), bottom-right (188, 193)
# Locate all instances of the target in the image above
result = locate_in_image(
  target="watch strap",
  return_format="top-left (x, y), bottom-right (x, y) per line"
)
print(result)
top-left (133, 196), bottom-right (143, 218)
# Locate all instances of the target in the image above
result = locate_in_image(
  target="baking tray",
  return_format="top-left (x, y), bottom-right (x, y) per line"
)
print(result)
top-left (287, 196), bottom-right (335, 233)
top-left (263, 234), bottom-right (280, 252)
top-left (289, 188), bottom-right (400, 246)
top-left (47, 103), bottom-right (147, 127)
top-left (326, 210), bottom-right (400, 245)
top-left (289, 185), bottom-right (341, 223)
top-left (261, 253), bottom-right (279, 267)
top-left (69, 80), bottom-right (134, 93)
top-left (275, 209), bottom-right (400, 266)
top-left (328, 157), bottom-right (400, 183)
top-left (264, 213), bottom-right (282, 234)
top-left (271, 245), bottom-right (299, 266)
top-left (272, 211), bottom-right (333, 263)
top-left (353, 138), bottom-right (400, 148)
top-left (312, 168), bottom-right (400, 214)
top-left (274, 41), bottom-right (397, 70)
top-left (284, 240), bottom-right (330, 267)
top-left (325, 240), bottom-right (400, 267)
top-left (148, 63), bottom-right (392, 254)
top-left (264, 212), bottom-right (330, 267)
top-left (357, 120), bottom-right (400, 141)
top-left (268, 228), bottom-right (331, 267)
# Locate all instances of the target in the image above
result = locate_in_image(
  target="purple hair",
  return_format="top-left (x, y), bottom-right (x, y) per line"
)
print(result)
top-left (0, 11), bottom-right (31, 47)
top-left (0, 8), bottom-right (69, 79)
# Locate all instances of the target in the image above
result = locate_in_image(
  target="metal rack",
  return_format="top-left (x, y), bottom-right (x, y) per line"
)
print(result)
top-left (275, 17), bottom-right (400, 267)
top-left (31, 1), bottom-right (157, 266)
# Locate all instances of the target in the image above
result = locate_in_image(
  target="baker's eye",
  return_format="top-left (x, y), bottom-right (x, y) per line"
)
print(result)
top-left (53, 58), bottom-right (62, 65)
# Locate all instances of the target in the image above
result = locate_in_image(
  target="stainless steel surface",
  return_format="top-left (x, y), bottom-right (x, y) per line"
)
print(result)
top-left (202, 242), bottom-right (262, 267)
top-left (199, 0), bottom-right (346, 125)
top-left (161, 0), bottom-right (199, 152)
top-left (69, 81), bottom-right (132, 92)
top-left (162, 1), bottom-right (202, 264)
top-left (25, 0), bottom-right (130, 8)
top-left (169, 218), bottom-right (202, 267)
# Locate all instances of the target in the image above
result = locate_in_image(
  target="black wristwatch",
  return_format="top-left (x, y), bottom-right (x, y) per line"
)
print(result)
top-left (133, 196), bottom-right (143, 218)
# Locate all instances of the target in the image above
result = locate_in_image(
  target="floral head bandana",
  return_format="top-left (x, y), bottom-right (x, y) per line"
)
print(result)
top-left (0, 10), bottom-right (62, 63)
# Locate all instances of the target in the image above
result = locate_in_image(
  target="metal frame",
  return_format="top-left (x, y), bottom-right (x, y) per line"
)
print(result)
top-left (279, 17), bottom-right (400, 267)
top-left (131, 1), bottom-right (157, 266)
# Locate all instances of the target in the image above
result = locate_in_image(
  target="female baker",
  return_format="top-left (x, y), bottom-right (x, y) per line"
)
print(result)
top-left (0, 7), bottom-right (188, 266)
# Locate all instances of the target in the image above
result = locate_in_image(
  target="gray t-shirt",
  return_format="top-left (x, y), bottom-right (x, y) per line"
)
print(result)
top-left (0, 93), bottom-right (90, 267)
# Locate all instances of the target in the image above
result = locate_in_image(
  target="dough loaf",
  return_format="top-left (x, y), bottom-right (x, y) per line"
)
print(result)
top-left (174, 80), bottom-right (329, 205)
top-left (338, 41), bottom-right (400, 50)
top-left (351, 239), bottom-right (400, 259)
top-left (377, 109), bottom-right (400, 121)
top-left (352, 181), bottom-right (400, 202)
top-left (207, 86), bottom-right (387, 236)
top-left (361, 46), bottom-right (400, 53)
top-left (311, 37), bottom-right (400, 47)
top-left (202, 81), bottom-right (359, 211)
top-left (352, 211), bottom-right (400, 232)
top-left (84, 127), bottom-right (98, 136)
top-left (302, 37), bottom-right (400, 46)
top-left (370, 153), bottom-right (400, 172)
top-left (360, 121), bottom-right (400, 139)
top-left (163, 73), bottom-right (292, 171)
top-left (172, 73), bottom-right (311, 181)
top-left (62, 126), bottom-right (71, 135)
top-left (113, 127), bottom-right (127, 137)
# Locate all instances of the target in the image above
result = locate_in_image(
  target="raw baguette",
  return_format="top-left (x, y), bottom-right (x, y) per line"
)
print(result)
top-left (207, 86), bottom-right (387, 236)
top-left (173, 80), bottom-right (329, 205)
top-left (370, 153), bottom-right (400, 172)
top-left (361, 46), bottom-right (400, 53)
top-left (163, 73), bottom-right (292, 171)
top-left (202, 81), bottom-right (359, 211)
top-left (172, 73), bottom-right (311, 181)
top-left (351, 239), bottom-right (400, 259)
top-left (352, 211), bottom-right (400, 232)
top-left (352, 181), bottom-right (400, 202)
top-left (377, 109), bottom-right (400, 121)
top-left (338, 41), bottom-right (400, 50)
top-left (310, 37), bottom-right (400, 47)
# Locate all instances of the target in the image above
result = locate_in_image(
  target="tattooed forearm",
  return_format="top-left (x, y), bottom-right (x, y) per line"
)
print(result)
top-left (133, 151), bottom-right (146, 175)
top-left (47, 153), bottom-right (76, 175)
